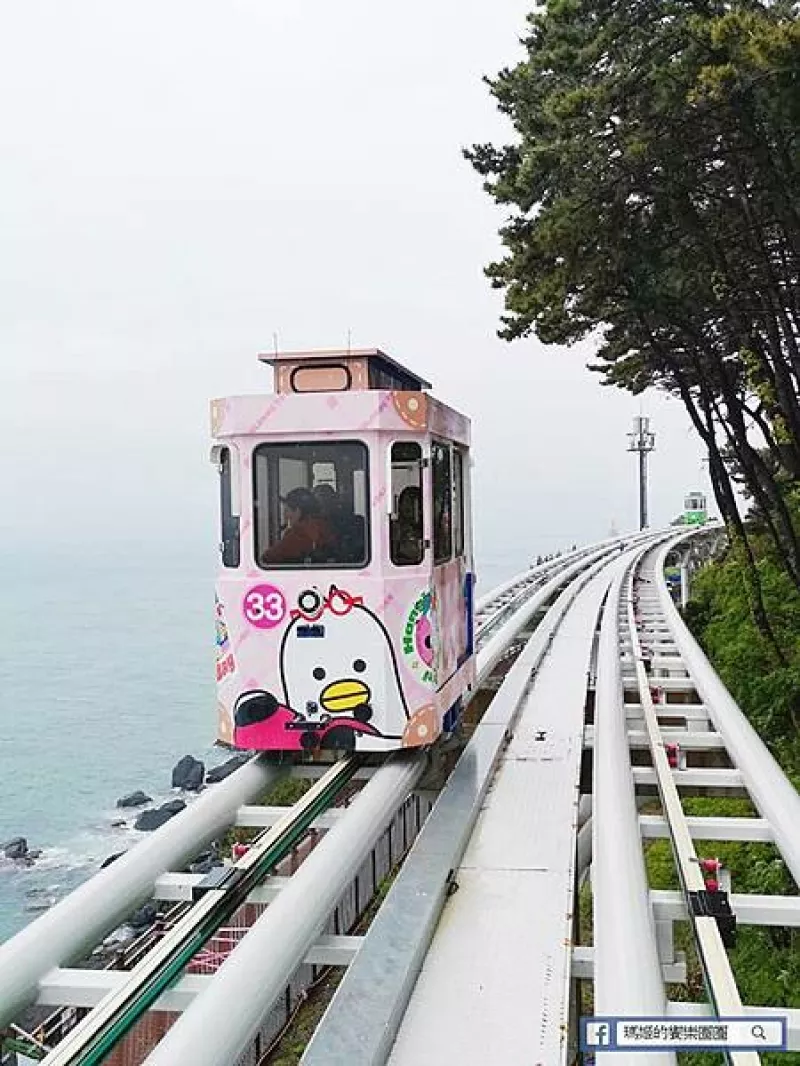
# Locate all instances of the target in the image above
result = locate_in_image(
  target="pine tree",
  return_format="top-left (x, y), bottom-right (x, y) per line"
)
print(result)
top-left (468, 0), bottom-right (800, 646)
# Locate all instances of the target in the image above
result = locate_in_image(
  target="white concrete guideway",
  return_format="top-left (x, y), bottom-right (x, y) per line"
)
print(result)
top-left (1, 528), bottom-right (798, 1066)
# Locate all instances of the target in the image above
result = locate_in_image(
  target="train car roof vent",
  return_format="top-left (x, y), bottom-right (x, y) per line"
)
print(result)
top-left (257, 348), bottom-right (432, 395)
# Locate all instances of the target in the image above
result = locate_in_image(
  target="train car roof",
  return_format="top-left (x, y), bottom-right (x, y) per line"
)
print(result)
top-left (257, 348), bottom-right (433, 391)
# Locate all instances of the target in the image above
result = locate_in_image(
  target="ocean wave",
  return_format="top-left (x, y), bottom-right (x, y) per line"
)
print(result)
top-left (1, 756), bottom-right (232, 940)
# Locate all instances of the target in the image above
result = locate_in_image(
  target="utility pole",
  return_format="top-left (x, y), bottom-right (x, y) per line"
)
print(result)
top-left (627, 416), bottom-right (656, 529)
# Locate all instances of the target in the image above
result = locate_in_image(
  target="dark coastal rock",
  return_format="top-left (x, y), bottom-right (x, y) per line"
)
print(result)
top-left (134, 809), bottom-right (165, 832)
top-left (206, 754), bottom-right (249, 784)
top-left (110, 819), bottom-right (126, 829)
top-left (129, 903), bottom-right (158, 930)
top-left (117, 790), bottom-right (152, 808)
top-left (101, 851), bottom-right (126, 869)
top-left (27, 849), bottom-right (42, 860)
top-left (134, 800), bottom-right (186, 831)
top-left (3, 837), bottom-right (28, 860)
top-left (171, 755), bottom-right (205, 792)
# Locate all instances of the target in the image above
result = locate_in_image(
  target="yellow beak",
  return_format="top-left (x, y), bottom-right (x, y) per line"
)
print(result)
top-left (320, 679), bottom-right (371, 713)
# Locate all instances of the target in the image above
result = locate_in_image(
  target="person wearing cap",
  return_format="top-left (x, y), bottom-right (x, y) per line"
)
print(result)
top-left (261, 487), bottom-right (336, 565)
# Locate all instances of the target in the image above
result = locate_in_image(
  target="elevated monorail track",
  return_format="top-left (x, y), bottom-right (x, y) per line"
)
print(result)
top-left (303, 531), bottom-right (800, 1066)
top-left (0, 537), bottom-right (644, 1064)
top-left (3, 528), bottom-right (799, 1066)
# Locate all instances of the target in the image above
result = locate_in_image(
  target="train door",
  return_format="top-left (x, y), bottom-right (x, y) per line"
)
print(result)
top-left (430, 438), bottom-right (471, 694)
top-left (389, 441), bottom-right (426, 568)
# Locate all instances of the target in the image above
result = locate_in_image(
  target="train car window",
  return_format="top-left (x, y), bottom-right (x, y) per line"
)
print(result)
top-left (370, 365), bottom-right (394, 390)
top-left (432, 440), bottom-right (452, 565)
top-left (218, 446), bottom-right (240, 568)
top-left (253, 441), bottom-right (370, 569)
top-left (390, 442), bottom-right (424, 566)
top-left (290, 364), bottom-right (351, 392)
top-left (369, 364), bottom-right (418, 390)
top-left (453, 448), bottom-right (465, 558)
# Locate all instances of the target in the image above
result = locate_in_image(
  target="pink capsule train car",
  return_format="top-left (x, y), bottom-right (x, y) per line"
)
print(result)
top-left (211, 348), bottom-right (476, 753)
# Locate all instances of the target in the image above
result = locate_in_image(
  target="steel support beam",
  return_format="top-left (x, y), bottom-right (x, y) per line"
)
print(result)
top-left (632, 767), bottom-right (744, 789)
top-left (141, 752), bottom-right (426, 1066)
top-left (639, 815), bottom-right (773, 843)
top-left (584, 727), bottom-right (724, 750)
top-left (234, 805), bottom-right (344, 829)
top-left (36, 936), bottom-right (363, 1011)
top-left (652, 890), bottom-right (800, 926)
top-left (152, 872), bottom-right (291, 903)
top-left (573, 946), bottom-right (686, 984)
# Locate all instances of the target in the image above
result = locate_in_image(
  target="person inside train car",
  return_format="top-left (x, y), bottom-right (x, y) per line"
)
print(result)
top-left (313, 484), bottom-right (349, 542)
top-left (313, 483), bottom-right (366, 565)
top-left (391, 486), bottom-right (423, 565)
top-left (313, 482), bottom-right (340, 519)
top-left (260, 486), bottom-right (336, 565)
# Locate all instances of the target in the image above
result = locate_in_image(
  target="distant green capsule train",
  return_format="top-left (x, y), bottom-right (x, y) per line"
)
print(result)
top-left (670, 491), bottom-right (708, 527)
top-left (681, 491), bottom-right (707, 526)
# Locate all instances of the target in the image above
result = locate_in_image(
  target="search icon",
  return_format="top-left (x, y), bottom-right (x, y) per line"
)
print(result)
top-left (752, 1025), bottom-right (767, 1040)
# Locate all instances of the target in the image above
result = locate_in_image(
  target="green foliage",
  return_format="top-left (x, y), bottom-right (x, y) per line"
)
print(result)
top-left (468, 0), bottom-right (800, 592)
top-left (217, 773), bottom-right (312, 852)
top-left (262, 775), bottom-right (313, 806)
top-left (263, 865), bottom-right (402, 1063)
top-left (633, 523), bottom-right (800, 1059)
top-left (643, 798), bottom-right (800, 1064)
top-left (469, 1), bottom-right (800, 353)
top-left (661, 545), bottom-right (800, 1062)
top-left (688, 533), bottom-right (800, 745)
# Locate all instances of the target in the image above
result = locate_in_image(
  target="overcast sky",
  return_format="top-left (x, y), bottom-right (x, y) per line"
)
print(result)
top-left (0, 1), bottom-right (712, 568)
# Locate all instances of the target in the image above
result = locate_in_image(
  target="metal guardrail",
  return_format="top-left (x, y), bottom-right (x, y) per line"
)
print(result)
top-left (306, 528), bottom-right (800, 1064)
top-left (0, 536), bottom-right (641, 1057)
top-left (591, 537), bottom-right (674, 1066)
top-left (0, 755), bottom-right (285, 1030)
top-left (139, 539), bottom-right (652, 1066)
top-left (626, 550), bottom-right (755, 1052)
top-left (653, 538), bottom-right (800, 884)
top-left (15, 529), bottom-right (792, 1066)
top-left (301, 536), bottom-right (666, 1065)
top-left (40, 758), bottom-right (363, 1066)
top-left (142, 753), bottom-right (427, 1066)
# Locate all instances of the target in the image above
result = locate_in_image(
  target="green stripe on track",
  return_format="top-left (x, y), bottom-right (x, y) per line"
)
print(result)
top-left (64, 757), bottom-right (362, 1066)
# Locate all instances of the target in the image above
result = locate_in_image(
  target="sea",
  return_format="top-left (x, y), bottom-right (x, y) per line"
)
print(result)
top-left (0, 539), bottom-right (524, 944)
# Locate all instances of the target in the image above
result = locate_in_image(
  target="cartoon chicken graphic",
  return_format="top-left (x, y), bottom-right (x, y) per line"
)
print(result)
top-left (233, 587), bottom-right (409, 752)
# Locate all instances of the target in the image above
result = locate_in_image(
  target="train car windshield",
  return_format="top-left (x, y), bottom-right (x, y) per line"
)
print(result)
top-left (254, 441), bottom-right (369, 568)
